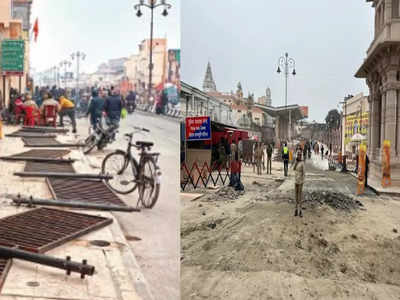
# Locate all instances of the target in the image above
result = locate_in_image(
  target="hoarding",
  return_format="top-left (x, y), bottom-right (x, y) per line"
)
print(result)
top-left (185, 116), bottom-right (211, 141)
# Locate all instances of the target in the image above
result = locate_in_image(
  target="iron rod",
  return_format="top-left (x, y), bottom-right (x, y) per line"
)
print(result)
top-left (11, 196), bottom-right (139, 212)
top-left (0, 245), bottom-right (95, 277)
top-left (0, 157), bottom-right (75, 163)
top-left (14, 172), bottom-right (113, 179)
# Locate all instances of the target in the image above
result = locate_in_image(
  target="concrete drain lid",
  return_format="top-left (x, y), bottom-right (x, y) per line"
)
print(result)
top-left (90, 240), bottom-right (111, 247)
top-left (26, 281), bottom-right (40, 287)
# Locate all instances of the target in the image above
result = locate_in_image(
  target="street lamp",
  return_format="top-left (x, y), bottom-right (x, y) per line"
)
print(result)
top-left (71, 51), bottom-right (86, 107)
top-left (277, 52), bottom-right (296, 141)
top-left (134, 0), bottom-right (172, 105)
top-left (60, 60), bottom-right (72, 89)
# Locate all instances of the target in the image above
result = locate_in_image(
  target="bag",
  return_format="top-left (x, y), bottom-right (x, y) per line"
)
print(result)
top-left (121, 108), bottom-right (127, 119)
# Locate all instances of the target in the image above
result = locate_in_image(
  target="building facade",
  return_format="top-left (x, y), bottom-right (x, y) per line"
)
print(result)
top-left (356, 0), bottom-right (400, 187)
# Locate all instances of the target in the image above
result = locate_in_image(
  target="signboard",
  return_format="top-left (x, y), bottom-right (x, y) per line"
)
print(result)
top-left (382, 140), bottom-right (391, 187)
top-left (1, 39), bottom-right (25, 75)
top-left (185, 116), bottom-right (211, 141)
top-left (300, 106), bottom-right (309, 118)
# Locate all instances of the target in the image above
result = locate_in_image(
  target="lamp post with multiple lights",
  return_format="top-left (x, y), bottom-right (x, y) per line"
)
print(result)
top-left (134, 0), bottom-right (172, 105)
top-left (60, 60), bottom-right (72, 89)
top-left (71, 51), bottom-right (86, 107)
top-left (277, 52), bottom-right (296, 141)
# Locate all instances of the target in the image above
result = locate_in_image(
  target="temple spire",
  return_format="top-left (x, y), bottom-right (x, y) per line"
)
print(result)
top-left (202, 62), bottom-right (217, 92)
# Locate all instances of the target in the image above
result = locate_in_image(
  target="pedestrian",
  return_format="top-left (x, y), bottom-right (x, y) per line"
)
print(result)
top-left (254, 142), bottom-right (264, 175)
top-left (282, 142), bottom-right (289, 177)
top-left (303, 143), bottom-right (308, 162)
top-left (104, 87), bottom-right (123, 129)
top-left (321, 144), bottom-right (325, 160)
top-left (365, 153), bottom-right (369, 187)
top-left (293, 150), bottom-right (305, 217)
top-left (218, 140), bottom-right (227, 169)
top-left (266, 143), bottom-right (273, 174)
top-left (329, 143), bottom-right (332, 156)
top-left (86, 90), bottom-right (105, 130)
top-left (58, 94), bottom-right (77, 133)
top-left (238, 137), bottom-right (243, 160)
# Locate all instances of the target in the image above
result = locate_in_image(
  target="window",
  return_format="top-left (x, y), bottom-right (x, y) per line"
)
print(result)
top-left (393, 0), bottom-right (400, 18)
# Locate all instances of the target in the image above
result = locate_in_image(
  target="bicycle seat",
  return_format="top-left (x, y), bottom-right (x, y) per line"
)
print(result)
top-left (136, 141), bottom-right (154, 147)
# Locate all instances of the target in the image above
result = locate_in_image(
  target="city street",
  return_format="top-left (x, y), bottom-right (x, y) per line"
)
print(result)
top-left (181, 156), bottom-right (400, 300)
top-left (79, 111), bottom-right (180, 300)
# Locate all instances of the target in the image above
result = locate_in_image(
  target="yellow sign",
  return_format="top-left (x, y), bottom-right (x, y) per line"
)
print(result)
top-left (357, 144), bottom-right (367, 195)
top-left (382, 140), bottom-right (391, 187)
top-left (344, 112), bottom-right (369, 147)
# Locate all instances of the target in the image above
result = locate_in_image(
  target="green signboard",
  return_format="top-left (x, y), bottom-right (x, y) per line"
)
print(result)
top-left (1, 39), bottom-right (25, 75)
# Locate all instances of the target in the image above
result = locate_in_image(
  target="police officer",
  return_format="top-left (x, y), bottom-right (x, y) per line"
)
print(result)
top-left (282, 142), bottom-right (289, 176)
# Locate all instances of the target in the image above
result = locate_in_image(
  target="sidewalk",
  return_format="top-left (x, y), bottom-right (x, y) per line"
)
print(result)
top-left (0, 125), bottom-right (153, 300)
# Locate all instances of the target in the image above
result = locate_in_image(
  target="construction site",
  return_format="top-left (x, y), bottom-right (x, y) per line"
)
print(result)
top-left (181, 153), bottom-right (400, 300)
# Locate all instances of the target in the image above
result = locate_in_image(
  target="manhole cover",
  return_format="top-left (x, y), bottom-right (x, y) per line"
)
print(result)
top-left (47, 178), bottom-right (127, 206)
top-left (25, 161), bottom-right (75, 173)
top-left (90, 240), bottom-right (111, 247)
top-left (0, 207), bottom-right (112, 253)
top-left (0, 259), bottom-right (12, 292)
top-left (26, 281), bottom-right (40, 287)
top-left (125, 235), bottom-right (142, 241)
top-left (22, 137), bottom-right (61, 146)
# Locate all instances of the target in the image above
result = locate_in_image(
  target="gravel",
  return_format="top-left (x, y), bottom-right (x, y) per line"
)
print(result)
top-left (303, 190), bottom-right (363, 211)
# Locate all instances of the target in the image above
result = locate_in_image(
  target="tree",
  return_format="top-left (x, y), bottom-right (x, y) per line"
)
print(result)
top-left (325, 109), bottom-right (341, 146)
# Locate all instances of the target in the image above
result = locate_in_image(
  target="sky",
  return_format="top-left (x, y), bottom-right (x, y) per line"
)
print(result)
top-left (181, 1), bottom-right (375, 122)
top-left (30, 0), bottom-right (180, 74)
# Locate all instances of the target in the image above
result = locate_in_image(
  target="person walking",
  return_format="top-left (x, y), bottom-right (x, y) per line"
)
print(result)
top-left (254, 142), bottom-right (264, 175)
top-left (266, 143), bottom-right (273, 174)
top-left (86, 90), bottom-right (105, 130)
top-left (365, 153), bottom-right (370, 187)
top-left (58, 94), bottom-right (77, 133)
top-left (282, 142), bottom-right (289, 177)
top-left (293, 150), bottom-right (305, 217)
top-left (321, 144), bottom-right (325, 160)
top-left (303, 143), bottom-right (308, 162)
top-left (104, 88), bottom-right (123, 128)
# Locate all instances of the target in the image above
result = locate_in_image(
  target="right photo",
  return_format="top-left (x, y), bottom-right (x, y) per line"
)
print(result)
top-left (181, 1), bottom-right (400, 299)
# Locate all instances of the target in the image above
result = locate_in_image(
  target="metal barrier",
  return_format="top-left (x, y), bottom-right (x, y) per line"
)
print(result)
top-left (181, 161), bottom-right (231, 191)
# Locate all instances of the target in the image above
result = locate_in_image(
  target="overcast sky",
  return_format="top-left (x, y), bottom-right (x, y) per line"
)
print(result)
top-left (181, 1), bottom-right (374, 122)
top-left (30, 0), bottom-right (180, 74)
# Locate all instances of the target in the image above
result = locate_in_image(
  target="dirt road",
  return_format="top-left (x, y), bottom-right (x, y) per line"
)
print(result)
top-left (181, 160), bottom-right (400, 300)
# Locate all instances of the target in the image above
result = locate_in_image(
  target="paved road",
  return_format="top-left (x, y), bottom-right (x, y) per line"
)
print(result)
top-left (79, 111), bottom-right (180, 300)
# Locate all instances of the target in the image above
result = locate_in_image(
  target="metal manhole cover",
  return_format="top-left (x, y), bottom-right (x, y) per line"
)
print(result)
top-left (24, 161), bottom-right (75, 173)
top-left (22, 137), bottom-right (61, 146)
top-left (0, 258), bottom-right (12, 291)
top-left (47, 178), bottom-right (127, 207)
top-left (90, 240), bottom-right (111, 247)
top-left (7, 150), bottom-right (71, 159)
top-left (6, 130), bottom-right (57, 138)
top-left (0, 207), bottom-right (113, 253)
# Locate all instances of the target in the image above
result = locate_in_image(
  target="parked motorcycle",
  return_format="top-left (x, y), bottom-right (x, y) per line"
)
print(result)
top-left (82, 120), bottom-right (118, 154)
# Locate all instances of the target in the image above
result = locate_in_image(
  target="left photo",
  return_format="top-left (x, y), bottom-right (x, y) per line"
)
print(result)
top-left (0, 1), bottom-right (180, 300)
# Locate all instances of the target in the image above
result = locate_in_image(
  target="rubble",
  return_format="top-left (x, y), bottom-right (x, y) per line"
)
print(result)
top-left (202, 186), bottom-right (245, 202)
top-left (303, 190), bottom-right (363, 211)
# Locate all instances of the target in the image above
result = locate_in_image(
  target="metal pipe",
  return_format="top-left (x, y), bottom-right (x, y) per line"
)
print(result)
top-left (0, 156), bottom-right (76, 163)
top-left (14, 172), bottom-right (113, 180)
top-left (6, 134), bottom-right (57, 138)
top-left (11, 196), bottom-right (140, 212)
top-left (24, 143), bottom-right (85, 148)
top-left (0, 245), bottom-right (94, 278)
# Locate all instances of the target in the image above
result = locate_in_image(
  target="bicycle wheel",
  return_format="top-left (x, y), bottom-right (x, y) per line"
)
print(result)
top-left (102, 151), bottom-right (138, 194)
top-left (82, 134), bottom-right (97, 154)
top-left (138, 156), bottom-right (160, 209)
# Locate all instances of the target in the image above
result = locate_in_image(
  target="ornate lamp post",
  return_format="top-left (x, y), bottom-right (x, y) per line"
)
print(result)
top-left (134, 0), bottom-right (172, 105)
top-left (71, 51), bottom-right (86, 107)
top-left (277, 52), bottom-right (296, 141)
top-left (60, 60), bottom-right (72, 89)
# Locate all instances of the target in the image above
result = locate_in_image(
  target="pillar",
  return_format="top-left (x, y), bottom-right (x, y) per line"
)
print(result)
top-left (381, 92), bottom-right (386, 148)
top-left (385, 87), bottom-right (397, 156)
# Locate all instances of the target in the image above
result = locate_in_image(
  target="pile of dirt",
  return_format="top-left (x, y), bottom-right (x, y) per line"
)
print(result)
top-left (304, 190), bottom-right (363, 210)
top-left (202, 186), bottom-right (245, 201)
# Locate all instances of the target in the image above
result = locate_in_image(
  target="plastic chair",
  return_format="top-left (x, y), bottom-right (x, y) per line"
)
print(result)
top-left (23, 106), bottom-right (35, 126)
top-left (14, 106), bottom-right (24, 125)
top-left (44, 105), bottom-right (57, 127)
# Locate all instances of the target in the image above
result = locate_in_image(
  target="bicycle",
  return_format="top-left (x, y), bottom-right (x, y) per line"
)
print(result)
top-left (101, 126), bottom-right (161, 209)
top-left (82, 118), bottom-right (117, 154)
